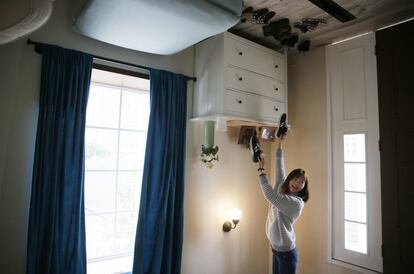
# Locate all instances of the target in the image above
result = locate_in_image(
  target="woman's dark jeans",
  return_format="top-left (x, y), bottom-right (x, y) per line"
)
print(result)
top-left (272, 248), bottom-right (298, 274)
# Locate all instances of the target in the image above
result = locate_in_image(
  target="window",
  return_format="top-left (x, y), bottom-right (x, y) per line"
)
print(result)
top-left (343, 134), bottom-right (367, 254)
top-left (84, 67), bottom-right (150, 274)
top-left (327, 32), bottom-right (382, 273)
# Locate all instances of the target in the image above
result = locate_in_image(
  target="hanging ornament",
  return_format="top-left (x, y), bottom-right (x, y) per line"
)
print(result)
top-left (200, 121), bottom-right (219, 169)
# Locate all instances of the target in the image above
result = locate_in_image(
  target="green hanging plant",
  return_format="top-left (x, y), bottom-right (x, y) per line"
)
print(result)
top-left (200, 145), bottom-right (219, 169)
top-left (200, 120), bottom-right (219, 169)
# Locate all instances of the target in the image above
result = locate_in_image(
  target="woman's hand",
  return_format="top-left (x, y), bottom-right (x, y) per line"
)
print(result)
top-left (259, 157), bottom-right (265, 169)
top-left (277, 136), bottom-right (284, 149)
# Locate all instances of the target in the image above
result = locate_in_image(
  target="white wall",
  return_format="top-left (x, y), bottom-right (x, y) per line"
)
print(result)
top-left (183, 123), bottom-right (270, 274)
top-left (0, 0), bottom-right (270, 273)
top-left (0, 40), bottom-right (39, 274)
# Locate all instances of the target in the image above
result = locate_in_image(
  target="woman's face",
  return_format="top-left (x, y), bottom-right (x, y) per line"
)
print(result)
top-left (288, 175), bottom-right (306, 193)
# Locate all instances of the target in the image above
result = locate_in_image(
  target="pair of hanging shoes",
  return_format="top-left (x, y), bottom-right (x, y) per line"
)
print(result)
top-left (293, 18), bottom-right (327, 33)
top-left (249, 113), bottom-right (289, 163)
top-left (263, 18), bottom-right (292, 41)
top-left (297, 40), bottom-right (311, 52)
top-left (281, 35), bottom-right (299, 48)
top-left (241, 7), bottom-right (275, 25)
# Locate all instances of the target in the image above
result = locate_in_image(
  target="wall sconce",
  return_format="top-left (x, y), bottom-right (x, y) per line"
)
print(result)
top-left (223, 208), bottom-right (242, 232)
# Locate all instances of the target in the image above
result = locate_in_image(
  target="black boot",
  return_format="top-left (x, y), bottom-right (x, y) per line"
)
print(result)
top-left (273, 25), bottom-right (291, 41)
top-left (281, 35), bottom-right (299, 47)
top-left (297, 40), bottom-right (311, 52)
top-left (263, 18), bottom-right (290, 36)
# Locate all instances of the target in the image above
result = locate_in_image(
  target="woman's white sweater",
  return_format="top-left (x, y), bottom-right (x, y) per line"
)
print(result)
top-left (259, 148), bottom-right (304, 252)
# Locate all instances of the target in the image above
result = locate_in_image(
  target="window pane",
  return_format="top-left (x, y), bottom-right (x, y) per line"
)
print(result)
top-left (344, 163), bottom-right (366, 192)
top-left (85, 171), bottom-right (116, 214)
top-left (115, 212), bottom-right (139, 254)
top-left (118, 131), bottom-right (147, 170)
top-left (85, 213), bottom-right (115, 259)
top-left (85, 128), bottom-right (118, 170)
top-left (345, 192), bottom-right (367, 223)
top-left (86, 85), bottom-right (121, 128)
top-left (345, 221), bottom-right (367, 254)
top-left (120, 90), bottom-right (150, 130)
top-left (344, 134), bottom-right (365, 162)
top-left (117, 171), bottom-right (143, 211)
top-left (87, 256), bottom-right (133, 274)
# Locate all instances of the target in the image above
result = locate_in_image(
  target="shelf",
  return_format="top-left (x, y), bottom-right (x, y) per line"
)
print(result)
top-left (189, 114), bottom-right (278, 129)
top-left (226, 119), bottom-right (277, 128)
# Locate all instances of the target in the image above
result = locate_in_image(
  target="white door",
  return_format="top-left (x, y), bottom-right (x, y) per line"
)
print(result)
top-left (327, 33), bottom-right (382, 273)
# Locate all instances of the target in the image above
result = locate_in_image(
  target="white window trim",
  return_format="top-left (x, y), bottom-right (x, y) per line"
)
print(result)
top-left (326, 33), bottom-right (382, 274)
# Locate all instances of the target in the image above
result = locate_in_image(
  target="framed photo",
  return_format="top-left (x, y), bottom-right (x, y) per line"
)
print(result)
top-left (259, 126), bottom-right (276, 141)
top-left (238, 126), bottom-right (256, 144)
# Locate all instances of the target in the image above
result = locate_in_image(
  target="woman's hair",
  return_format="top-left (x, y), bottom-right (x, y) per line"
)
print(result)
top-left (280, 168), bottom-right (309, 202)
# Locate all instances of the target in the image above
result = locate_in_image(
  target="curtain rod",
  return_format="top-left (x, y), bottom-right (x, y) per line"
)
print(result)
top-left (26, 39), bottom-right (197, 82)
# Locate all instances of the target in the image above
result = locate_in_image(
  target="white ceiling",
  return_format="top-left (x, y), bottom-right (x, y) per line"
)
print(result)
top-left (230, 0), bottom-right (414, 52)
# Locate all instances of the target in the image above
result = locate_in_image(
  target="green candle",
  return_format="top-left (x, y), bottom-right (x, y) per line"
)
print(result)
top-left (203, 120), bottom-right (215, 148)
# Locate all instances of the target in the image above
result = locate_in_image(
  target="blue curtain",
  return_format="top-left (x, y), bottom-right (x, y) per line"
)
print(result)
top-left (26, 45), bottom-right (92, 274)
top-left (133, 69), bottom-right (189, 274)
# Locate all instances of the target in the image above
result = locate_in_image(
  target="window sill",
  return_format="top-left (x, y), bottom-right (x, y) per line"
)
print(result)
top-left (329, 259), bottom-right (382, 274)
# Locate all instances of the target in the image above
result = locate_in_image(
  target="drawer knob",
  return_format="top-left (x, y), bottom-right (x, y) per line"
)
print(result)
top-left (274, 64), bottom-right (279, 68)
top-left (238, 51), bottom-right (243, 56)
top-left (238, 77), bottom-right (243, 81)
top-left (274, 107), bottom-right (279, 111)
top-left (237, 99), bottom-right (243, 104)
top-left (274, 87), bottom-right (279, 91)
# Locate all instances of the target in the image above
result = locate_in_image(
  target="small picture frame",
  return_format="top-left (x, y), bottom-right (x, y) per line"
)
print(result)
top-left (259, 126), bottom-right (276, 141)
top-left (238, 126), bottom-right (256, 144)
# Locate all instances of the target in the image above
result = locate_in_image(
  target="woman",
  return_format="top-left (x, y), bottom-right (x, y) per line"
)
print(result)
top-left (250, 126), bottom-right (309, 274)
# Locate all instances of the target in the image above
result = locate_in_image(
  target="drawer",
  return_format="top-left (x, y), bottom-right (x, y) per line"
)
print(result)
top-left (224, 90), bottom-right (285, 121)
top-left (226, 66), bottom-right (285, 101)
top-left (225, 37), bottom-right (285, 81)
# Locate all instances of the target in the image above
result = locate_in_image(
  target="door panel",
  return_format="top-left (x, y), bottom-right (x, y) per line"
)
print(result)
top-left (376, 19), bottom-right (414, 274)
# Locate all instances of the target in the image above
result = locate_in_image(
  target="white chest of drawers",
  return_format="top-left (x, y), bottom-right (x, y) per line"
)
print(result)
top-left (192, 32), bottom-right (287, 124)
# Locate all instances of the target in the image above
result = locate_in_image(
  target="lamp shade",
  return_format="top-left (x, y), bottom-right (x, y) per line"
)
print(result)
top-left (73, 0), bottom-right (242, 55)
top-left (230, 208), bottom-right (242, 221)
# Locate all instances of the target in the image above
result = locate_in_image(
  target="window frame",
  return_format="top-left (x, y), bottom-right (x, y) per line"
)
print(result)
top-left (84, 65), bottom-right (150, 273)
